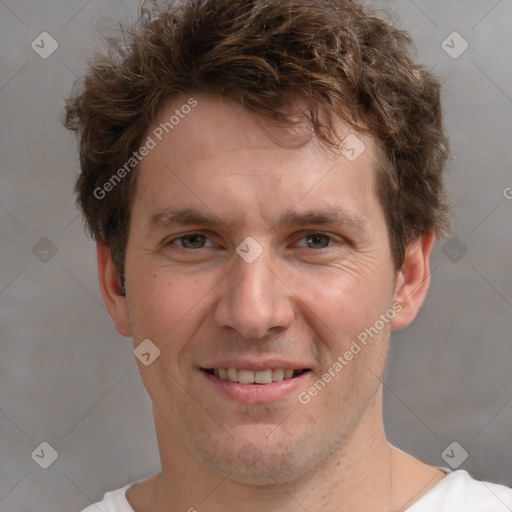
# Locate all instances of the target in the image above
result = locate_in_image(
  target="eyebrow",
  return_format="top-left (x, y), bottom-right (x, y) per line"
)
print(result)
top-left (146, 206), bottom-right (368, 234)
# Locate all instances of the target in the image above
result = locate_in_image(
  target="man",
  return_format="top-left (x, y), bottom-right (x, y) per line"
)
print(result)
top-left (65, 0), bottom-right (512, 510)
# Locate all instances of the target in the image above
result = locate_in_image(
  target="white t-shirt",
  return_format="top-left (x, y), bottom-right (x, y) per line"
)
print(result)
top-left (81, 469), bottom-right (512, 512)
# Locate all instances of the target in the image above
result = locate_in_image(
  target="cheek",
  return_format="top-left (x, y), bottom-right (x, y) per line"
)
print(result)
top-left (127, 266), bottom-right (218, 366)
top-left (125, 268), bottom-right (174, 340)
top-left (296, 266), bottom-right (389, 343)
top-left (129, 261), bottom-right (206, 321)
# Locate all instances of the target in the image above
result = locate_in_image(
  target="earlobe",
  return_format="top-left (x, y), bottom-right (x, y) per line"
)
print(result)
top-left (391, 231), bottom-right (435, 330)
top-left (96, 241), bottom-right (131, 337)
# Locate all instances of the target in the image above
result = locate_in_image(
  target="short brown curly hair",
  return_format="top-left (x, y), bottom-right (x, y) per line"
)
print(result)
top-left (65, 0), bottom-right (450, 282)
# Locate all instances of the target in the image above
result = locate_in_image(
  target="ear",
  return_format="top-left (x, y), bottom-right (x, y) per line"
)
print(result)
top-left (391, 231), bottom-right (435, 330)
top-left (97, 241), bottom-right (131, 337)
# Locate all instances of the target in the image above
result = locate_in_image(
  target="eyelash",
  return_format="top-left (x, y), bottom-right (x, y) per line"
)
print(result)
top-left (166, 231), bottom-right (339, 250)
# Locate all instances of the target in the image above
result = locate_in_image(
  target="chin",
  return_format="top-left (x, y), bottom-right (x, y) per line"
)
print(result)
top-left (209, 452), bottom-right (303, 486)
top-left (198, 430), bottom-right (323, 486)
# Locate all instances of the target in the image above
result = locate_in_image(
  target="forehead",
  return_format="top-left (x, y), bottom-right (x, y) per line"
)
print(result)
top-left (147, 94), bottom-right (371, 163)
top-left (131, 94), bottom-right (381, 231)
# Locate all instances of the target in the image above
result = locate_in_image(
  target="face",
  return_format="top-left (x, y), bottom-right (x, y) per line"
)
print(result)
top-left (114, 95), bottom-right (412, 484)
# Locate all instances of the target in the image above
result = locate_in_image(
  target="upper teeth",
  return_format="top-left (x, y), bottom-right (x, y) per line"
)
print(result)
top-left (213, 368), bottom-right (297, 384)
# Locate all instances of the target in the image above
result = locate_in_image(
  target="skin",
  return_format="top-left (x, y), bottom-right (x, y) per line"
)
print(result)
top-left (98, 94), bottom-right (445, 512)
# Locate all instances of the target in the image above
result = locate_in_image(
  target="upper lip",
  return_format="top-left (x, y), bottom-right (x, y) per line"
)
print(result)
top-left (200, 359), bottom-right (312, 372)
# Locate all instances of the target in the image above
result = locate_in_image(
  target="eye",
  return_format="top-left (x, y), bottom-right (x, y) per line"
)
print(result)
top-left (168, 233), bottom-right (214, 249)
top-left (166, 232), bottom-right (338, 251)
top-left (295, 233), bottom-right (333, 249)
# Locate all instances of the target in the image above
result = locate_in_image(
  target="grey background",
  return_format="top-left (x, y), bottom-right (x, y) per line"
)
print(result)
top-left (0, 0), bottom-right (511, 510)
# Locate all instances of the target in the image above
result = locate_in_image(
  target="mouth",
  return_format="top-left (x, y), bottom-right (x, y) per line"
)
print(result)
top-left (201, 368), bottom-right (311, 385)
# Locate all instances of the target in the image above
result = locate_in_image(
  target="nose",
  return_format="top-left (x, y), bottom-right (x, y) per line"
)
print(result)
top-left (213, 247), bottom-right (295, 339)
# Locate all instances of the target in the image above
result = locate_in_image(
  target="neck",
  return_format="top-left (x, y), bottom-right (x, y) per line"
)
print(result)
top-left (147, 394), bottom-right (406, 512)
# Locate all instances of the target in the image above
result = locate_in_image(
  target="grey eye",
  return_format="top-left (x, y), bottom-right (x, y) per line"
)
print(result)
top-left (177, 234), bottom-right (207, 249)
top-left (305, 234), bottom-right (330, 249)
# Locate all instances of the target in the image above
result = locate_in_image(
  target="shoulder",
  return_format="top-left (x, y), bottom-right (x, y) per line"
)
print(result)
top-left (407, 469), bottom-right (512, 512)
top-left (79, 482), bottom-right (137, 512)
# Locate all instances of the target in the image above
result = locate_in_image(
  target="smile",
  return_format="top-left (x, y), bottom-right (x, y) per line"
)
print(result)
top-left (203, 368), bottom-right (309, 385)
top-left (200, 367), bottom-right (312, 404)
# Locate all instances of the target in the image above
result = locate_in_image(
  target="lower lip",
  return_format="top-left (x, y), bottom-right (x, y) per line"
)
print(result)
top-left (201, 370), bottom-right (311, 404)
